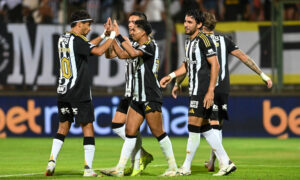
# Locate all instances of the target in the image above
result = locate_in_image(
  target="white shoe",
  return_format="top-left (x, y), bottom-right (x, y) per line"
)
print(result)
top-left (83, 168), bottom-right (99, 177)
top-left (100, 167), bottom-right (124, 177)
top-left (213, 161), bottom-right (236, 176)
top-left (45, 161), bottom-right (56, 176)
top-left (160, 168), bottom-right (179, 177)
top-left (178, 166), bottom-right (191, 176)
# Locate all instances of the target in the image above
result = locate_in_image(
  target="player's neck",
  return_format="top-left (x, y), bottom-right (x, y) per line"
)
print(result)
top-left (138, 35), bottom-right (149, 45)
top-left (190, 30), bottom-right (200, 40)
top-left (70, 28), bottom-right (82, 36)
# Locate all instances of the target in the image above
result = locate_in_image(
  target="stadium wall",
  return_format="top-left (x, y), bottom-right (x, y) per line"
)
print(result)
top-left (0, 96), bottom-right (299, 138)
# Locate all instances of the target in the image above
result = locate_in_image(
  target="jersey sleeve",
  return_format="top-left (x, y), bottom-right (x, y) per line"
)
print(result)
top-left (74, 36), bottom-right (96, 56)
top-left (224, 36), bottom-right (239, 53)
top-left (199, 34), bottom-right (217, 58)
top-left (137, 42), bottom-right (154, 60)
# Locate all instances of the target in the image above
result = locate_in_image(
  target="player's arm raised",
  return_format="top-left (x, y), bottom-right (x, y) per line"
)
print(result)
top-left (90, 18), bottom-right (112, 46)
top-left (231, 49), bottom-right (272, 88)
top-left (112, 37), bottom-right (132, 59)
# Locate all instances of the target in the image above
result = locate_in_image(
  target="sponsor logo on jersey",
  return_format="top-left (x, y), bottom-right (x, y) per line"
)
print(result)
top-left (213, 104), bottom-right (218, 111)
top-left (190, 100), bottom-right (199, 108)
top-left (72, 108), bottom-right (78, 115)
top-left (207, 48), bottom-right (216, 56)
top-left (60, 107), bottom-right (70, 114)
top-left (57, 85), bottom-right (67, 94)
top-left (222, 104), bottom-right (227, 110)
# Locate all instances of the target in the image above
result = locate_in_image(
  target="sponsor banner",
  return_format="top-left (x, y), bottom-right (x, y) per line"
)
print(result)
top-left (0, 96), bottom-right (299, 138)
top-left (176, 22), bottom-right (300, 85)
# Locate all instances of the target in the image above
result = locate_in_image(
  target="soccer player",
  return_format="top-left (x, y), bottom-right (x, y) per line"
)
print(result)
top-left (45, 10), bottom-right (117, 177)
top-left (160, 9), bottom-right (236, 176)
top-left (201, 11), bottom-right (272, 171)
top-left (104, 12), bottom-right (153, 176)
top-left (102, 20), bottom-right (178, 177)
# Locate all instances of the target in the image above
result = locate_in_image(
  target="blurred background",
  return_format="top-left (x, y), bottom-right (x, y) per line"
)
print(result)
top-left (0, 0), bottom-right (299, 138)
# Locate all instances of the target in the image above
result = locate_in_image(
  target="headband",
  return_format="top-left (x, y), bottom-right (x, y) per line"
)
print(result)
top-left (71, 18), bottom-right (93, 24)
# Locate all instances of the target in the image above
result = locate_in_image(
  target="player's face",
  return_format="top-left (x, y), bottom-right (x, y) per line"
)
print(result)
top-left (128, 15), bottom-right (141, 37)
top-left (184, 15), bottom-right (201, 35)
top-left (131, 26), bottom-right (145, 41)
top-left (80, 21), bottom-right (92, 36)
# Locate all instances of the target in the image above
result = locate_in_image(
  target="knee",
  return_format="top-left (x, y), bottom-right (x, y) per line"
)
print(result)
top-left (125, 126), bottom-right (137, 136)
top-left (152, 129), bottom-right (164, 138)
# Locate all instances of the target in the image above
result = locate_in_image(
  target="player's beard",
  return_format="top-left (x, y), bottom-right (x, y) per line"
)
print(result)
top-left (185, 28), bottom-right (197, 35)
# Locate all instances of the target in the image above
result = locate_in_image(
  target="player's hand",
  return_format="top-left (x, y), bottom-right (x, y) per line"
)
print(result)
top-left (171, 85), bottom-right (181, 99)
top-left (203, 90), bottom-right (214, 109)
top-left (260, 72), bottom-right (272, 89)
top-left (265, 79), bottom-right (272, 88)
top-left (113, 19), bottom-right (120, 35)
top-left (160, 76), bottom-right (172, 88)
top-left (104, 18), bottom-right (112, 35)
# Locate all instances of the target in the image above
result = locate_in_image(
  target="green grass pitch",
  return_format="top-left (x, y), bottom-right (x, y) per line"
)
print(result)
top-left (0, 137), bottom-right (299, 179)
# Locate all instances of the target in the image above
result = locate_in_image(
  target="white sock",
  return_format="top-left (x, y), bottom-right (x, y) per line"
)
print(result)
top-left (112, 124), bottom-right (126, 140)
top-left (209, 129), bottom-right (220, 163)
top-left (116, 137), bottom-right (137, 171)
top-left (182, 132), bottom-right (200, 170)
top-left (49, 139), bottom-right (64, 162)
top-left (84, 145), bottom-right (95, 169)
top-left (131, 132), bottom-right (142, 170)
top-left (159, 135), bottom-right (177, 170)
top-left (202, 129), bottom-right (229, 167)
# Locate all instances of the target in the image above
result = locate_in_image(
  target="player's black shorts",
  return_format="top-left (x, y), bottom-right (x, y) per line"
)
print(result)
top-left (116, 97), bottom-right (132, 114)
top-left (57, 100), bottom-right (95, 125)
top-left (188, 95), bottom-right (218, 120)
top-left (130, 100), bottom-right (162, 118)
top-left (214, 93), bottom-right (229, 121)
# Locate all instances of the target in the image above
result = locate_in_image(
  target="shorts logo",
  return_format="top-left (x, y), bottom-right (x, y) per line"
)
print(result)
top-left (213, 104), bottom-right (218, 111)
top-left (190, 100), bottom-right (199, 108)
top-left (60, 107), bottom-right (70, 114)
top-left (72, 108), bottom-right (78, 115)
top-left (222, 104), bottom-right (227, 110)
top-left (145, 105), bottom-right (151, 111)
top-left (189, 108), bottom-right (194, 114)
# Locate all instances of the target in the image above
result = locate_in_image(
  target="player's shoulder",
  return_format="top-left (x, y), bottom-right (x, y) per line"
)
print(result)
top-left (197, 32), bottom-right (213, 47)
top-left (70, 32), bottom-right (89, 42)
top-left (143, 38), bottom-right (156, 48)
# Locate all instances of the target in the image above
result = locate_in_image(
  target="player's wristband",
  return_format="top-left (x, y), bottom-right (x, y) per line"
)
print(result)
top-left (100, 30), bottom-right (106, 39)
top-left (108, 31), bottom-right (116, 39)
top-left (116, 34), bottom-right (125, 43)
top-left (260, 72), bottom-right (270, 81)
top-left (169, 72), bottom-right (176, 80)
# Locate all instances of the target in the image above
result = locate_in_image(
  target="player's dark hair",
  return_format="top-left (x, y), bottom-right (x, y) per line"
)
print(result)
top-left (129, 11), bottom-right (147, 21)
top-left (135, 20), bottom-right (152, 35)
top-left (186, 9), bottom-right (204, 25)
top-left (70, 10), bottom-right (92, 28)
top-left (203, 12), bottom-right (217, 31)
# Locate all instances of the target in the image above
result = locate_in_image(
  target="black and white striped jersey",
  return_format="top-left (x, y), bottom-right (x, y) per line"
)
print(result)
top-left (207, 34), bottom-right (239, 94)
top-left (57, 32), bottom-right (96, 102)
top-left (132, 39), bottom-right (162, 103)
top-left (124, 41), bottom-right (139, 98)
top-left (184, 32), bottom-right (217, 96)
